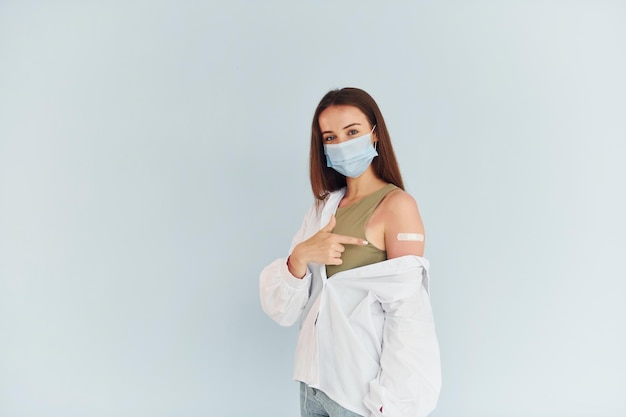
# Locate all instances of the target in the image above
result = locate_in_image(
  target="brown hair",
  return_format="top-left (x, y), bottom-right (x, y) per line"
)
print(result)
top-left (309, 87), bottom-right (405, 201)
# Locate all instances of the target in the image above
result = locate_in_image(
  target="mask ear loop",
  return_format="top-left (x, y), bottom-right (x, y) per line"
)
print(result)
top-left (372, 125), bottom-right (378, 151)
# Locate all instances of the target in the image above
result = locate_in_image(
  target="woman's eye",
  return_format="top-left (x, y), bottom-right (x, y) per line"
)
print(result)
top-left (324, 136), bottom-right (335, 142)
top-left (348, 129), bottom-right (358, 135)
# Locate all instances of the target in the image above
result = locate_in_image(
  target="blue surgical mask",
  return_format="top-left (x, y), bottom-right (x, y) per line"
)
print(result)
top-left (323, 127), bottom-right (378, 178)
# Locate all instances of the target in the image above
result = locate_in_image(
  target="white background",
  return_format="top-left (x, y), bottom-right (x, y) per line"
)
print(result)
top-left (1, 1), bottom-right (625, 416)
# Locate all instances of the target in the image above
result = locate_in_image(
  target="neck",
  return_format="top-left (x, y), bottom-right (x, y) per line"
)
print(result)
top-left (344, 167), bottom-right (387, 200)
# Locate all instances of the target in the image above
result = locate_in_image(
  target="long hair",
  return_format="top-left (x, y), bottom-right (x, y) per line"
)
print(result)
top-left (310, 87), bottom-right (405, 201)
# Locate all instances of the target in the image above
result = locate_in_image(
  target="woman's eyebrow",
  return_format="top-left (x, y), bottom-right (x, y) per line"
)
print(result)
top-left (321, 122), bottom-right (362, 135)
top-left (342, 122), bottom-right (361, 130)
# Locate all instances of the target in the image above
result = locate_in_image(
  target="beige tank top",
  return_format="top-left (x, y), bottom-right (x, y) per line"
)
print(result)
top-left (326, 183), bottom-right (398, 278)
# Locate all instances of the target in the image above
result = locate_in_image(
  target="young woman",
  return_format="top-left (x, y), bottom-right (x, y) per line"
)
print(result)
top-left (260, 88), bottom-right (441, 417)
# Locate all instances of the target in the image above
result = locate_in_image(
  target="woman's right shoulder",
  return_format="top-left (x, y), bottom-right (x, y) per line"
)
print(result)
top-left (303, 187), bottom-right (345, 226)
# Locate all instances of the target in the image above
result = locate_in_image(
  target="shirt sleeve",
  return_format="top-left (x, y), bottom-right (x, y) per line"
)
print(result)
top-left (363, 267), bottom-right (442, 417)
top-left (259, 204), bottom-right (317, 327)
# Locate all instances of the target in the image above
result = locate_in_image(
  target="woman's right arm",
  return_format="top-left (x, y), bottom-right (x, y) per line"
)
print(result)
top-left (259, 205), bottom-right (368, 327)
top-left (259, 205), bottom-right (317, 327)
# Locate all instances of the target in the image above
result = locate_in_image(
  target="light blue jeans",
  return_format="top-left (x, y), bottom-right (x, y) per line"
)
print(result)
top-left (300, 383), bottom-right (364, 417)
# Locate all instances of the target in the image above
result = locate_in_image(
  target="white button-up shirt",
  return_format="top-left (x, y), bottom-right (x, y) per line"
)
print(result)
top-left (260, 188), bottom-right (441, 417)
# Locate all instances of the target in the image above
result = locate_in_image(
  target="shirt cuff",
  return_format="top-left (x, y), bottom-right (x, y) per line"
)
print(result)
top-left (280, 258), bottom-right (312, 289)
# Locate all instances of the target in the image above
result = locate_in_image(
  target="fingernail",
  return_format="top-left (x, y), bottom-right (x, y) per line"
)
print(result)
top-left (362, 240), bottom-right (368, 245)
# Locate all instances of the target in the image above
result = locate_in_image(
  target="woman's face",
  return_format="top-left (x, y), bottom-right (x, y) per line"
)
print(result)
top-left (318, 105), bottom-right (376, 145)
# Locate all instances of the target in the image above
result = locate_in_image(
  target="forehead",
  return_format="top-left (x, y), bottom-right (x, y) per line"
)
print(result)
top-left (318, 105), bottom-right (368, 130)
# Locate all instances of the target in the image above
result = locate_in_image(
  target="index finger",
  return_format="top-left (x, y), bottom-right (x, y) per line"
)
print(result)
top-left (331, 233), bottom-right (368, 246)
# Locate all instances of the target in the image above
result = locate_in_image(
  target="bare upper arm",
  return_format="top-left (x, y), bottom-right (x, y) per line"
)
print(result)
top-left (380, 190), bottom-right (425, 258)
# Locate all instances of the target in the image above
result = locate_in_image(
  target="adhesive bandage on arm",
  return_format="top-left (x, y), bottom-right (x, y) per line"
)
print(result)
top-left (397, 233), bottom-right (424, 242)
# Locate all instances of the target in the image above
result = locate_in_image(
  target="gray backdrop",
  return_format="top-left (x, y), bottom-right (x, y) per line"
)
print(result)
top-left (1, 1), bottom-right (625, 416)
